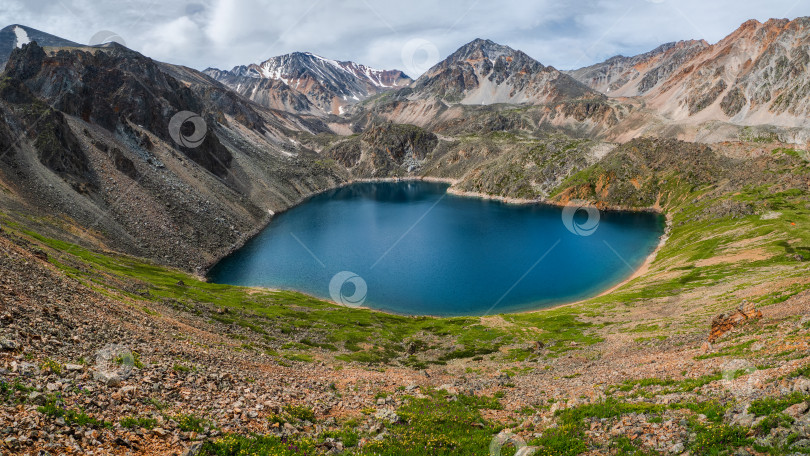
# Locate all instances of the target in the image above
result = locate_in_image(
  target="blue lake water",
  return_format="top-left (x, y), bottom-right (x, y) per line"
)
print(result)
top-left (208, 181), bottom-right (665, 316)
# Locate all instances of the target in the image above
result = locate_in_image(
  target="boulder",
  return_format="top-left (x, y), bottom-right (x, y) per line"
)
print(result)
top-left (784, 402), bottom-right (809, 419)
top-left (93, 370), bottom-right (122, 386)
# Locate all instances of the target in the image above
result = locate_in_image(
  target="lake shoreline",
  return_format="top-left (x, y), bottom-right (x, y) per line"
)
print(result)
top-left (205, 177), bottom-right (671, 318)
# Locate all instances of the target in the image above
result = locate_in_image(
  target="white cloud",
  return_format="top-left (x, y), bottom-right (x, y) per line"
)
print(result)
top-left (0, 0), bottom-right (806, 74)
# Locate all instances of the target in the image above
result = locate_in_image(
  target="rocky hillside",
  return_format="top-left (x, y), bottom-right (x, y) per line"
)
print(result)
top-left (566, 40), bottom-right (709, 97)
top-left (0, 41), bottom-right (348, 272)
top-left (570, 17), bottom-right (810, 129)
top-left (205, 52), bottom-right (411, 116)
top-left (324, 123), bottom-right (438, 177)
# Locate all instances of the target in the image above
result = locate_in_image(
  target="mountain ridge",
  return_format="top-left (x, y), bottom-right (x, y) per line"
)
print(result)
top-left (407, 38), bottom-right (601, 105)
top-left (0, 24), bottom-right (82, 68)
top-left (568, 16), bottom-right (810, 129)
top-left (204, 51), bottom-right (411, 116)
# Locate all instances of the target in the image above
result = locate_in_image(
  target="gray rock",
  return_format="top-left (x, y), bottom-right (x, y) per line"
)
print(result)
top-left (793, 379), bottom-right (810, 394)
top-left (28, 392), bottom-right (47, 405)
top-left (791, 439), bottom-right (810, 450)
top-left (0, 339), bottom-right (17, 351)
top-left (93, 370), bottom-right (121, 386)
top-left (182, 441), bottom-right (203, 455)
top-left (374, 408), bottom-right (399, 424)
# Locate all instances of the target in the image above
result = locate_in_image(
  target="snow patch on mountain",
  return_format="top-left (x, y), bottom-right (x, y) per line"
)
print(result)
top-left (13, 26), bottom-right (30, 48)
top-left (205, 51), bottom-right (411, 116)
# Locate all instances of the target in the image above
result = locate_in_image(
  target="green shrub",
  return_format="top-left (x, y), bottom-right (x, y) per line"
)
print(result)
top-left (37, 398), bottom-right (111, 429)
top-left (687, 422), bottom-right (751, 456)
top-left (174, 413), bottom-right (209, 433)
top-left (749, 392), bottom-right (809, 416)
top-left (120, 416), bottom-right (157, 430)
top-left (282, 404), bottom-right (315, 422)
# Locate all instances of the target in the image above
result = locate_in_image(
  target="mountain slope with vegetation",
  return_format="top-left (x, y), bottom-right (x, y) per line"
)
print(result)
top-left (0, 18), bottom-right (809, 456)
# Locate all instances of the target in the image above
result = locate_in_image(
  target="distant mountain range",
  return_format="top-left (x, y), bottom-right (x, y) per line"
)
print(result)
top-left (204, 52), bottom-right (411, 116)
top-left (0, 18), bottom-right (809, 269)
top-left (567, 17), bottom-right (810, 126)
top-left (5, 19), bottom-right (809, 130)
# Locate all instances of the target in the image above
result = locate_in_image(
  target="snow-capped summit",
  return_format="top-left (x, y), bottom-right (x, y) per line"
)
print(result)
top-left (205, 52), bottom-right (411, 116)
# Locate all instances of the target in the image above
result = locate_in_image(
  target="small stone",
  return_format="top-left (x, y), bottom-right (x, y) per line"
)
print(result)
top-left (119, 386), bottom-right (137, 397)
top-left (65, 364), bottom-right (84, 372)
top-left (0, 339), bottom-right (17, 351)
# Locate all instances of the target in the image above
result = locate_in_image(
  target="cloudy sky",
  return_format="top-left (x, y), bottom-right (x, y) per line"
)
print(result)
top-left (1, 0), bottom-right (806, 76)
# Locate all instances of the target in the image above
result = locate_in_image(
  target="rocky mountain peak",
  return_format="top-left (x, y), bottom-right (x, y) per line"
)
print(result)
top-left (0, 24), bottom-right (81, 67)
top-left (408, 38), bottom-right (598, 105)
top-left (204, 51), bottom-right (411, 116)
top-left (449, 38), bottom-right (516, 61)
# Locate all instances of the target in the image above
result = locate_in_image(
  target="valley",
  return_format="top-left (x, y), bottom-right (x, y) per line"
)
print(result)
top-left (0, 15), bottom-right (808, 456)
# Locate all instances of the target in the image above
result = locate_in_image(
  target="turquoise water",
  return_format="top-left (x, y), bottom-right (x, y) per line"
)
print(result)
top-left (208, 182), bottom-right (665, 316)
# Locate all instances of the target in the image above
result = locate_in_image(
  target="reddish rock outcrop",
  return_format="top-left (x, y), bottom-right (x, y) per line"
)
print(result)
top-left (709, 300), bottom-right (763, 342)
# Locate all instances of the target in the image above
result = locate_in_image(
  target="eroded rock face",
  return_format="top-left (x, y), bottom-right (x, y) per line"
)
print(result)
top-left (5, 42), bottom-right (234, 179)
top-left (570, 17), bottom-right (810, 123)
top-left (709, 301), bottom-right (763, 342)
top-left (325, 122), bottom-right (438, 176)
